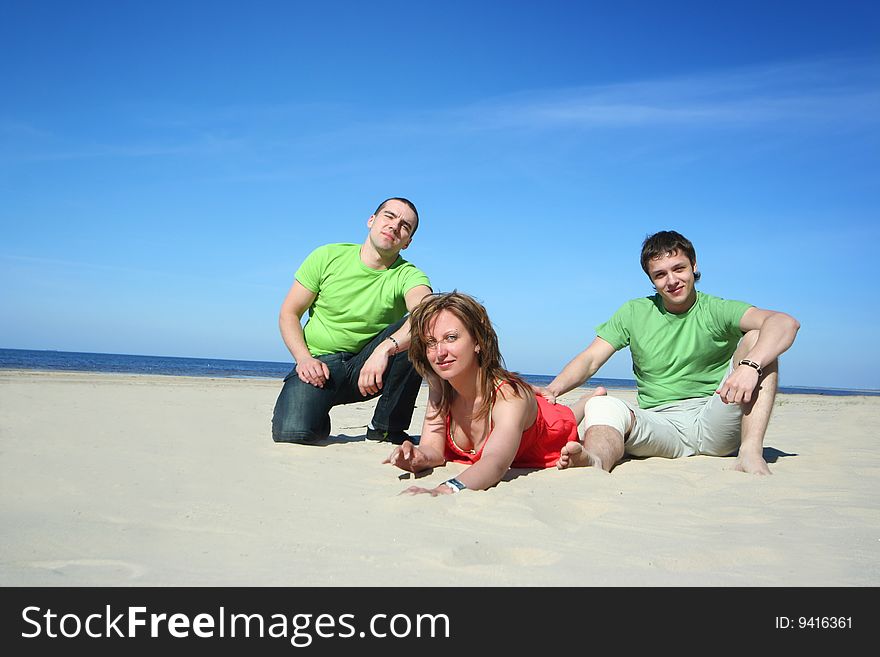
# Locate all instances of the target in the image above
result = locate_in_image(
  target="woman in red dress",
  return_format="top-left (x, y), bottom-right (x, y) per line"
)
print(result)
top-left (384, 291), bottom-right (603, 494)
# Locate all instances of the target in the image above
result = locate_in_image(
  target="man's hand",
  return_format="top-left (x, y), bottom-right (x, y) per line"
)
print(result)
top-left (730, 451), bottom-right (772, 475)
top-left (358, 342), bottom-right (393, 396)
top-left (296, 356), bottom-right (330, 388)
top-left (716, 365), bottom-right (760, 405)
top-left (533, 386), bottom-right (557, 404)
top-left (382, 440), bottom-right (431, 473)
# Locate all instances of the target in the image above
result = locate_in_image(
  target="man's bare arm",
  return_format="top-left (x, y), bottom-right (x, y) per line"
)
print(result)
top-left (738, 307), bottom-right (800, 367)
top-left (358, 284), bottom-right (433, 396)
top-left (717, 307), bottom-right (800, 404)
top-left (279, 280), bottom-right (330, 387)
top-left (540, 337), bottom-right (617, 402)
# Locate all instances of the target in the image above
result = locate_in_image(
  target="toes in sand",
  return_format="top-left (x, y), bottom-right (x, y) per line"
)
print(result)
top-left (557, 442), bottom-right (600, 470)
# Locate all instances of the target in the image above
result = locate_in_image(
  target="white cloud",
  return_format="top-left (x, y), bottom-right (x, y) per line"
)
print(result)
top-left (455, 55), bottom-right (880, 131)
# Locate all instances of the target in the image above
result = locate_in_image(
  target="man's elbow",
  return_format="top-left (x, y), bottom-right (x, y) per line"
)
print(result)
top-left (279, 303), bottom-right (303, 325)
top-left (769, 312), bottom-right (800, 343)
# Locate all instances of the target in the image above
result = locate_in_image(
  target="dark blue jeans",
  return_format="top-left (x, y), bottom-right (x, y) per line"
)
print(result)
top-left (271, 319), bottom-right (423, 443)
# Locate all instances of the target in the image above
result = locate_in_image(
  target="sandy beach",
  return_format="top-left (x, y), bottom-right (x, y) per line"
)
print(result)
top-left (1, 369), bottom-right (878, 587)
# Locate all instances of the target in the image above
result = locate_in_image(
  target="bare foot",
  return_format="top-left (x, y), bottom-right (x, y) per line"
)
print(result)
top-left (556, 442), bottom-right (603, 470)
top-left (729, 453), bottom-right (772, 475)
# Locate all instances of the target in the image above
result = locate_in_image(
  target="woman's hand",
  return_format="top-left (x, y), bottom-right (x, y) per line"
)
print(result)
top-left (399, 485), bottom-right (453, 496)
top-left (382, 440), bottom-right (431, 473)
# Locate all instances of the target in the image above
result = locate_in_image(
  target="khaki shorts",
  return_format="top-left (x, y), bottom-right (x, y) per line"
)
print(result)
top-left (623, 361), bottom-right (743, 459)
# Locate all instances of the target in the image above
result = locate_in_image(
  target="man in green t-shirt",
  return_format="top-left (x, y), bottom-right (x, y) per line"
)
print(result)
top-left (271, 197), bottom-right (433, 445)
top-left (541, 230), bottom-right (800, 475)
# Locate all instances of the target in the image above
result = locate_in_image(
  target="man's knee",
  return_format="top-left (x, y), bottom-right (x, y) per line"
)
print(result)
top-left (271, 379), bottom-right (332, 443)
top-left (272, 416), bottom-right (330, 444)
top-left (272, 428), bottom-right (327, 444)
top-left (584, 396), bottom-right (633, 438)
top-left (271, 411), bottom-right (330, 443)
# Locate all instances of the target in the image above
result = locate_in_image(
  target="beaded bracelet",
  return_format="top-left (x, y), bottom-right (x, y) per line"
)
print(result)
top-left (738, 359), bottom-right (763, 377)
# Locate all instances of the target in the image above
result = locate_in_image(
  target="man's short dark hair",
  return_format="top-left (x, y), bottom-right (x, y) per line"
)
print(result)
top-left (640, 230), bottom-right (701, 282)
top-left (374, 197), bottom-right (419, 235)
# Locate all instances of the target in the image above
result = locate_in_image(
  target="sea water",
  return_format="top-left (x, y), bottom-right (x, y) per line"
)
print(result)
top-left (0, 348), bottom-right (876, 396)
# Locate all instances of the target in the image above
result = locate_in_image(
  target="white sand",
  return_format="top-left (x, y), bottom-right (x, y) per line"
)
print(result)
top-left (1, 370), bottom-right (878, 586)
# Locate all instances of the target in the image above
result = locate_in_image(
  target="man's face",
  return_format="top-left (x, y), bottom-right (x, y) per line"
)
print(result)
top-left (367, 200), bottom-right (417, 253)
top-left (646, 250), bottom-right (698, 313)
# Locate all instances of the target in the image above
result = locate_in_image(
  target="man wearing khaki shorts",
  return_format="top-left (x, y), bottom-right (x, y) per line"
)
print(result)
top-left (540, 230), bottom-right (800, 475)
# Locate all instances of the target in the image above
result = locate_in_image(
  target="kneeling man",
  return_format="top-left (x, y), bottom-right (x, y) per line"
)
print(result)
top-left (272, 197), bottom-right (432, 445)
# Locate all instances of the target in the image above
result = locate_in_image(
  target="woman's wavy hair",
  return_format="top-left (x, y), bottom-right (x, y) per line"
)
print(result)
top-left (408, 291), bottom-right (530, 421)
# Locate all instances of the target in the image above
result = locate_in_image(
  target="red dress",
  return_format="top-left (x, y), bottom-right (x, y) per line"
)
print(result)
top-left (444, 387), bottom-right (579, 469)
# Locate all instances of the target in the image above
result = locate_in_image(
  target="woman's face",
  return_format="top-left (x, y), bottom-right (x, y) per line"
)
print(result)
top-left (423, 310), bottom-right (479, 381)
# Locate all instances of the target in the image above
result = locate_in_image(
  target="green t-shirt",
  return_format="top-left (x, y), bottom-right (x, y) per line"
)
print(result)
top-left (295, 243), bottom-right (431, 356)
top-left (596, 291), bottom-right (751, 409)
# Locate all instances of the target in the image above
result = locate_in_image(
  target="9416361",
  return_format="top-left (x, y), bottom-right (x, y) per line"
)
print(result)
top-left (775, 617), bottom-right (853, 630)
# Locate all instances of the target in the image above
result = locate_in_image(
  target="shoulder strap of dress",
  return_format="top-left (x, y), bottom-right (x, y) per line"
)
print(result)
top-left (488, 378), bottom-right (510, 431)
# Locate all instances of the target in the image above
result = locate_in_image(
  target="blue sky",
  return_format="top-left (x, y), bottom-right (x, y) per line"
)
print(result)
top-left (2, 0), bottom-right (879, 390)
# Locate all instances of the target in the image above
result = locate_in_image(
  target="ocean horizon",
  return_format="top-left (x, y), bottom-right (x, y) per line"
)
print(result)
top-left (1, 347), bottom-right (877, 397)
top-left (0, 348), bottom-right (880, 396)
